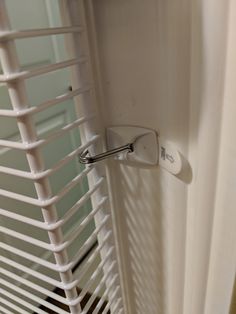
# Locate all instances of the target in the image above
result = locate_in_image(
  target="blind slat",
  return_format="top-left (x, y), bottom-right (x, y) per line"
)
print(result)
top-left (0, 85), bottom-right (90, 118)
top-left (1, 267), bottom-right (69, 306)
top-left (1, 278), bottom-right (69, 314)
top-left (0, 288), bottom-right (51, 314)
top-left (0, 57), bottom-right (87, 82)
top-left (0, 26), bottom-right (83, 40)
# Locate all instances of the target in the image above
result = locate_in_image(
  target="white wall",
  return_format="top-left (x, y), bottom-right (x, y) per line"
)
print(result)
top-left (93, 1), bottom-right (190, 313)
top-left (91, 1), bottom-right (236, 314)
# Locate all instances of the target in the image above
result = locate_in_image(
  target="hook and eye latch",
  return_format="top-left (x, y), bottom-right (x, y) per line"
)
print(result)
top-left (79, 126), bottom-right (183, 175)
top-left (79, 143), bottom-right (134, 164)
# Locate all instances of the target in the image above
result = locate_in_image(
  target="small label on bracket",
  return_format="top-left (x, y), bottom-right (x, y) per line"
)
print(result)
top-left (161, 146), bottom-right (175, 163)
top-left (158, 138), bottom-right (182, 175)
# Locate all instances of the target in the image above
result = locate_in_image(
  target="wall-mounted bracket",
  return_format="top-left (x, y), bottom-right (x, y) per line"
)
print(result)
top-left (106, 126), bottom-right (158, 166)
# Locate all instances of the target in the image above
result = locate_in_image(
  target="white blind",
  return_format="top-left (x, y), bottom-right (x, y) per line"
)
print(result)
top-left (0, 0), bottom-right (124, 313)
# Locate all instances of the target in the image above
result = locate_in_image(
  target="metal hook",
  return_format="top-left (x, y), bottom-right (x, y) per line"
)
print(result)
top-left (79, 143), bottom-right (134, 164)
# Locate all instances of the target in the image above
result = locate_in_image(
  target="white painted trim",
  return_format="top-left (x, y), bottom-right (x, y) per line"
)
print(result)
top-left (183, 1), bottom-right (233, 314)
top-left (204, 0), bottom-right (236, 312)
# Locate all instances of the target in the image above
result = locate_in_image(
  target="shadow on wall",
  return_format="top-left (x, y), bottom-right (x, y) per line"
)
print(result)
top-left (92, 0), bottom-right (192, 313)
top-left (110, 161), bottom-right (166, 314)
top-left (230, 277), bottom-right (236, 314)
